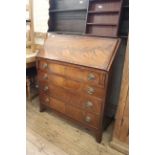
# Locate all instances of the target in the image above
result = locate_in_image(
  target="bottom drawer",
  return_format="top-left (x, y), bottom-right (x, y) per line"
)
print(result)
top-left (40, 93), bottom-right (100, 129)
top-left (66, 105), bottom-right (100, 129)
top-left (40, 93), bottom-right (66, 114)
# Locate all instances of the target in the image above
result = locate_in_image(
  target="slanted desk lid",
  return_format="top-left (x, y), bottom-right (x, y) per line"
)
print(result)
top-left (37, 34), bottom-right (121, 71)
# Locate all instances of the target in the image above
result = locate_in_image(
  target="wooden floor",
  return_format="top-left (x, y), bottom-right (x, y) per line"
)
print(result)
top-left (27, 97), bottom-right (124, 155)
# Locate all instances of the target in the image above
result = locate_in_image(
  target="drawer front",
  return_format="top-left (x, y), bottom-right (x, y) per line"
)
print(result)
top-left (40, 93), bottom-right (66, 114)
top-left (38, 71), bottom-right (105, 98)
top-left (38, 60), bottom-right (105, 85)
top-left (40, 93), bottom-right (100, 129)
top-left (51, 98), bottom-right (66, 114)
top-left (66, 104), bottom-right (100, 129)
top-left (38, 71), bottom-right (82, 90)
top-left (39, 82), bottom-right (103, 115)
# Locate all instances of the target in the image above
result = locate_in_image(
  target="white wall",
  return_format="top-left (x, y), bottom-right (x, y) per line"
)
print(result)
top-left (33, 0), bottom-right (49, 33)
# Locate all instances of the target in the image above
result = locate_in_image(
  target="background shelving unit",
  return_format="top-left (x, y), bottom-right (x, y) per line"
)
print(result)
top-left (119, 0), bottom-right (129, 38)
top-left (85, 0), bottom-right (123, 37)
top-left (48, 0), bottom-right (126, 38)
top-left (48, 0), bottom-right (89, 34)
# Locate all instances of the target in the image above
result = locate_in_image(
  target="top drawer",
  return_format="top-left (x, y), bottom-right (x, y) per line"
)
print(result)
top-left (38, 59), bottom-right (106, 85)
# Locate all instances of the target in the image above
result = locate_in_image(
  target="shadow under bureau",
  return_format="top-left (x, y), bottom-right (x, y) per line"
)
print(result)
top-left (36, 34), bottom-right (121, 142)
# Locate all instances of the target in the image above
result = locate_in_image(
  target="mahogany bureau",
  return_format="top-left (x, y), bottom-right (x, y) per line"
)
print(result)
top-left (36, 34), bottom-right (121, 142)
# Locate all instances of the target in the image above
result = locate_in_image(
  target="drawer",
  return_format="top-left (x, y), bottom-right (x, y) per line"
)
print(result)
top-left (38, 71), bottom-right (105, 98)
top-left (38, 71), bottom-right (83, 90)
top-left (38, 60), bottom-right (105, 85)
top-left (66, 104), bottom-right (100, 129)
top-left (39, 82), bottom-right (103, 115)
top-left (40, 93), bottom-right (100, 129)
top-left (40, 93), bottom-right (66, 114)
top-left (51, 98), bottom-right (66, 114)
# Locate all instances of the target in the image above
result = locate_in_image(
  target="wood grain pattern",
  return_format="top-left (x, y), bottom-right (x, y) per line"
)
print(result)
top-left (38, 60), bottom-right (105, 85)
top-left (39, 83), bottom-right (103, 115)
top-left (37, 34), bottom-right (120, 71)
top-left (38, 71), bottom-right (105, 99)
top-left (27, 126), bottom-right (68, 155)
top-left (66, 104), bottom-right (100, 128)
top-left (37, 34), bottom-right (121, 142)
top-left (39, 92), bottom-right (100, 129)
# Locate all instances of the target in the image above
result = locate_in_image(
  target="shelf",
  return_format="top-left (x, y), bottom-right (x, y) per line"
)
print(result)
top-left (88, 10), bottom-right (119, 14)
top-left (87, 23), bottom-right (117, 26)
top-left (123, 5), bottom-right (129, 8)
top-left (85, 33), bottom-right (117, 38)
top-left (48, 0), bottom-right (125, 37)
top-left (120, 35), bottom-right (128, 39)
top-left (49, 8), bottom-right (87, 13)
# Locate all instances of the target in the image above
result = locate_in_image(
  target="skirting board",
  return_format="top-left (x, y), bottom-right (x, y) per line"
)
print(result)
top-left (110, 138), bottom-right (129, 155)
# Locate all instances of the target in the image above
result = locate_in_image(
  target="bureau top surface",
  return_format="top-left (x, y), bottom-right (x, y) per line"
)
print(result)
top-left (37, 34), bottom-right (120, 71)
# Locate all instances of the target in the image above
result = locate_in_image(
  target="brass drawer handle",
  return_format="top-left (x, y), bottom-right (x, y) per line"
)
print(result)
top-left (44, 86), bottom-right (49, 91)
top-left (85, 116), bottom-right (91, 123)
top-left (88, 73), bottom-right (95, 81)
top-left (85, 101), bottom-right (93, 108)
top-left (87, 87), bottom-right (95, 95)
top-left (42, 63), bottom-right (48, 69)
top-left (43, 74), bottom-right (48, 80)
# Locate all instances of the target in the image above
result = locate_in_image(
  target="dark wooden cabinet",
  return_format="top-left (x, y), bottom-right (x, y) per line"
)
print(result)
top-left (36, 34), bottom-right (121, 142)
top-left (48, 0), bottom-right (89, 34)
top-left (86, 0), bottom-right (123, 37)
top-left (48, 0), bottom-right (124, 37)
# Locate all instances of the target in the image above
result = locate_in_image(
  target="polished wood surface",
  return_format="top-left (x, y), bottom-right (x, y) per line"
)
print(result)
top-left (38, 71), bottom-right (105, 99)
top-left (37, 59), bottom-right (105, 85)
top-left (37, 34), bottom-right (121, 142)
top-left (40, 92), bottom-right (100, 129)
top-left (38, 81), bottom-right (104, 114)
top-left (37, 34), bottom-right (120, 71)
